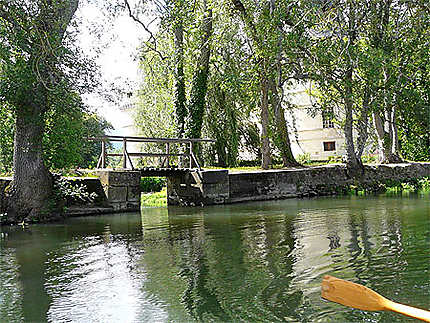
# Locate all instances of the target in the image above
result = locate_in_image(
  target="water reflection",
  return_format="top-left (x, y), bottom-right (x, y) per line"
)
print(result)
top-left (0, 195), bottom-right (428, 322)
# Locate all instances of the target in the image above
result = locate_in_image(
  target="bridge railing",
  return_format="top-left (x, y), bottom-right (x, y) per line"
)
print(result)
top-left (89, 135), bottom-right (215, 170)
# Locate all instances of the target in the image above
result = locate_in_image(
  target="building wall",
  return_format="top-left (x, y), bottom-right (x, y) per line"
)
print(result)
top-left (286, 83), bottom-right (345, 161)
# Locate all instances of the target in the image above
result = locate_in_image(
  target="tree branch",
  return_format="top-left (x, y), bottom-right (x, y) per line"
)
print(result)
top-left (123, 0), bottom-right (166, 60)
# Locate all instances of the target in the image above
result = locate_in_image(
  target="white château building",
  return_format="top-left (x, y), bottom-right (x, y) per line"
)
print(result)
top-left (286, 83), bottom-right (346, 161)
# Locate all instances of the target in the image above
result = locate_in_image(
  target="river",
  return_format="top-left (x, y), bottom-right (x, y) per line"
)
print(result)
top-left (0, 194), bottom-right (429, 322)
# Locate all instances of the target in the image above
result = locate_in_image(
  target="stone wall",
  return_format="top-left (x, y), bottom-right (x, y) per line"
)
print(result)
top-left (229, 163), bottom-right (430, 203)
top-left (168, 163), bottom-right (430, 206)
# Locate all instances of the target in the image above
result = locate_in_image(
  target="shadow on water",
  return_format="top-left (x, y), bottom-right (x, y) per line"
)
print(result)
top-left (0, 194), bottom-right (429, 322)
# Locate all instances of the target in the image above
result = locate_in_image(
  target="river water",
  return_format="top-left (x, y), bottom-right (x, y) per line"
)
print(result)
top-left (0, 194), bottom-right (429, 322)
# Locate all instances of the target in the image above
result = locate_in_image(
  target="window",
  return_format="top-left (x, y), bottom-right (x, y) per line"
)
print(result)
top-left (323, 141), bottom-right (336, 151)
top-left (322, 108), bottom-right (334, 128)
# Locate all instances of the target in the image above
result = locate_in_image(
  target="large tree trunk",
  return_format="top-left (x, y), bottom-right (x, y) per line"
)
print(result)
top-left (7, 106), bottom-right (55, 223)
top-left (390, 105), bottom-right (401, 158)
top-left (355, 86), bottom-right (370, 159)
top-left (269, 80), bottom-right (300, 167)
top-left (343, 6), bottom-right (363, 174)
top-left (230, 0), bottom-right (272, 169)
top-left (373, 110), bottom-right (403, 163)
top-left (344, 68), bottom-right (363, 173)
top-left (370, 1), bottom-right (402, 164)
top-left (260, 75), bottom-right (271, 169)
top-left (4, 0), bottom-right (79, 223)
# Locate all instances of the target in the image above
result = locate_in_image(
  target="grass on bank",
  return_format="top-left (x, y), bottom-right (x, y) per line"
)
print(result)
top-left (140, 177), bottom-right (430, 207)
top-left (141, 187), bottom-right (167, 207)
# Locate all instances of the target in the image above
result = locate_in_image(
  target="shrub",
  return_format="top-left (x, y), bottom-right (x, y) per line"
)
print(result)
top-left (141, 188), bottom-right (167, 207)
top-left (140, 177), bottom-right (166, 193)
top-left (327, 155), bottom-right (343, 163)
top-left (53, 177), bottom-right (97, 206)
top-left (297, 153), bottom-right (311, 165)
top-left (362, 153), bottom-right (378, 164)
top-left (237, 159), bottom-right (260, 167)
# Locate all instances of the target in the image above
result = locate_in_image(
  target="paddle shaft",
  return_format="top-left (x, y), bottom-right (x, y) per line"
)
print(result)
top-left (385, 299), bottom-right (430, 322)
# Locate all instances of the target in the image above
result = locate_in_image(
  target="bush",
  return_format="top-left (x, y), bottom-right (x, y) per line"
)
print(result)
top-left (362, 153), bottom-right (378, 164)
top-left (327, 155), bottom-right (343, 163)
top-left (53, 177), bottom-right (97, 207)
top-left (297, 153), bottom-right (311, 165)
top-left (140, 177), bottom-right (166, 193)
top-left (237, 159), bottom-right (260, 167)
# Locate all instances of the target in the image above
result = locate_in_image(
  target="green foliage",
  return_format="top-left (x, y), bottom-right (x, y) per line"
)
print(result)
top-left (361, 153), bottom-right (378, 164)
top-left (297, 153), bottom-right (311, 165)
top-left (140, 177), bottom-right (167, 193)
top-left (350, 177), bottom-right (430, 196)
top-left (53, 177), bottom-right (98, 207)
top-left (418, 177), bottom-right (430, 191)
top-left (327, 155), bottom-right (343, 164)
top-left (141, 188), bottom-right (167, 207)
top-left (42, 95), bottom-right (86, 170)
top-left (237, 160), bottom-right (260, 167)
top-left (0, 104), bottom-right (112, 173)
top-left (0, 104), bottom-right (14, 174)
top-left (135, 34), bottom-right (176, 140)
top-left (79, 113), bottom-right (113, 168)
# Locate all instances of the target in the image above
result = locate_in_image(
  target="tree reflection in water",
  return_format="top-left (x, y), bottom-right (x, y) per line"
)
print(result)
top-left (0, 196), bottom-right (428, 322)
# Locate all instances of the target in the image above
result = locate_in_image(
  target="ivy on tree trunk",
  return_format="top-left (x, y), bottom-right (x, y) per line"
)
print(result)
top-left (185, 1), bottom-right (213, 157)
top-left (173, 1), bottom-right (187, 138)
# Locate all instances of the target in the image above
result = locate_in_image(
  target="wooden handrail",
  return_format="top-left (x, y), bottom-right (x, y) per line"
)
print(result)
top-left (93, 135), bottom-right (214, 170)
top-left (89, 135), bottom-right (215, 144)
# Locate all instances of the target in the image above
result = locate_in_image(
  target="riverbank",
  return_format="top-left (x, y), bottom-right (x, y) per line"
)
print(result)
top-left (1, 163), bottom-right (429, 223)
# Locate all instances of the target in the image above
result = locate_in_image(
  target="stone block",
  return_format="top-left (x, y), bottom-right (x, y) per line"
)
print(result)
top-left (106, 186), bottom-right (127, 202)
top-left (96, 170), bottom-right (141, 187)
top-left (127, 186), bottom-right (141, 202)
top-left (110, 201), bottom-right (140, 212)
top-left (191, 170), bottom-right (229, 184)
top-left (126, 201), bottom-right (140, 211)
top-left (111, 202), bottom-right (127, 211)
top-left (277, 183), bottom-right (297, 195)
top-left (201, 183), bottom-right (229, 198)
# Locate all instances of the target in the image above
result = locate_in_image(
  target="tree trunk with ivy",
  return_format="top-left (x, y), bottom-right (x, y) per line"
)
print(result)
top-left (344, 67), bottom-right (364, 174)
top-left (173, 1), bottom-right (187, 138)
top-left (260, 73), bottom-right (271, 169)
top-left (1, 0), bottom-right (79, 223)
top-left (269, 80), bottom-right (300, 167)
top-left (185, 1), bottom-right (213, 159)
top-left (7, 101), bottom-right (55, 222)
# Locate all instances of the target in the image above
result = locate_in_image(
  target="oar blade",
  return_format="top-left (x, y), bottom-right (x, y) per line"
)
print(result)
top-left (321, 275), bottom-right (387, 311)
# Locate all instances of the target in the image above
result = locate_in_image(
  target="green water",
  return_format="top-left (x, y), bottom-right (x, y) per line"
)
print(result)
top-left (0, 195), bottom-right (429, 322)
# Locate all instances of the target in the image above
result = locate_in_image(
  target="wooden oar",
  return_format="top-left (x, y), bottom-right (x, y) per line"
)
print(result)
top-left (321, 275), bottom-right (430, 322)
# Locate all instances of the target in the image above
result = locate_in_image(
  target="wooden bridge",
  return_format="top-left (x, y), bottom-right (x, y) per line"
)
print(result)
top-left (90, 135), bottom-right (215, 177)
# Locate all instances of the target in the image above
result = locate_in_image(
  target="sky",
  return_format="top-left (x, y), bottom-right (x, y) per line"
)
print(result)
top-left (76, 1), bottom-right (145, 135)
